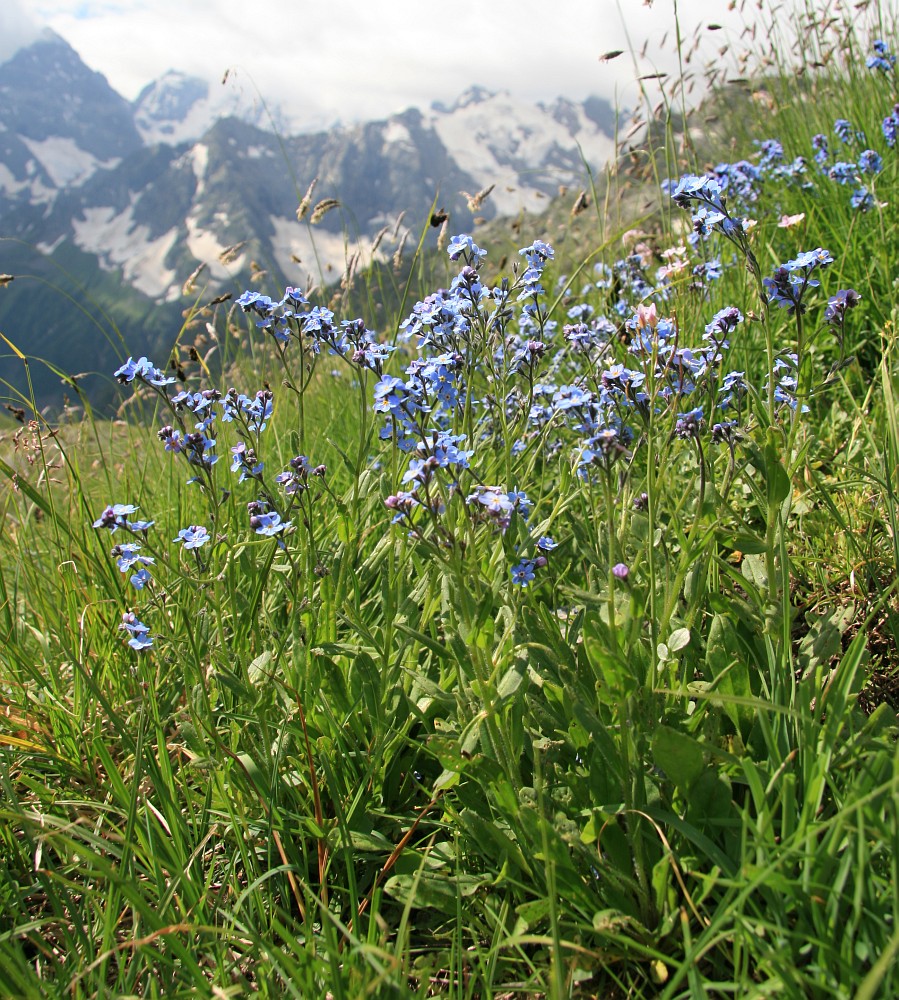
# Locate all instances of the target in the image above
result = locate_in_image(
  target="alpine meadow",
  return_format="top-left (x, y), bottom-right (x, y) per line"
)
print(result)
top-left (3, 1), bottom-right (899, 996)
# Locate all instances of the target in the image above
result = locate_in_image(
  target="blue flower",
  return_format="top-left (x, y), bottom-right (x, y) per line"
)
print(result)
top-left (790, 248), bottom-right (833, 269)
top-left (763, 249), bottom-right (833, 314)
top-left (850, 187), bottom-right (874, 212)
top-left (181, 431), bottom-right (218, 471)
top-left (93, 503), bottom-right (139, 532)
top-left (230, 442), bottom-right (264, 482)
top-left (511, 559), bottom-right (537, 586)
top-left (518, 240), bottom-right (554, 270)
top-left (883, 105), bottom-right (899, 147)
top-left (384, 490), bottom-right (421, 523)
top-left (858, 149), bottom-right (883, 176)
top-left (275, 455), bottom-right (312, 495)
top-left (834, 118), bottom-right (864, 145)
top-left (465, 486), bottom-right (520, 529)
top-left (516, 266), bottom-right (546, 301)
top-left (447, 234), bottom-right (486, 262)
top-left (867, 40), bottom-right (896, 73)
top-left (756, 138), bottom-right (784, 168)
top-left (237, 291), bottom-right (276, 326)
top-left (705, 306), bottom-right (743, 343)
top-left (173, 525), bottom-right (210, 549)
top-left (126, 519), bottom-right (155, 533)
top-left (828, 161), bottom-right (859, 186)
top-left (157, 426), bottom-right (184, 453)
top-left (111, 542), bottom-right (154, 574)
top-left (114, 356), bottom-right (175, 387)
top-left (711, 420), bottom-right (739, 444)
top-left (825, 288), bottom-right (861, 327)
top-left (675, 407), bottom-right (703, 440)
top-left (507, 489), bottom-right (533, 519)
top-left (811, 133), bottom-right (829, 166)
top-left (119, 612), bottom-right (153, 650)
top-left (693, 258), bottom-right (724, 283)
top-left (249, 510), bottom-right (291, 537)
top-left (669, 174), bottom-right (721, 209)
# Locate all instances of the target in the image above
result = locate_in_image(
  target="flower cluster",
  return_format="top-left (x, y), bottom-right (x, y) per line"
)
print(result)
top-left (174, 525), bottom-right (210, 549)
top-left (110, 313), bottom-right (340, 645)
top-left (809, 104), bottom-right (890, 211)
top-left (882, 104), bottom-right (899, 148)
top-left (111, 542), bottom-right (154, 590)
top-left (763, 248), bottom-right (834, 314)
top-left (92, 503), bottom-right (154, 534)
top-left (120, 612), bottom-right (153, 651)
top-left (765, 354), bottom-right (808, 413)
top-left (663, 174), bottom-right (755, 254)
top-left (671, 68), bottom-right (896, 221)
top-left (247, 500), bottom-right (291, 537)
top-left (114, 356), bottom-right (176, 388)
top-left (867, 39), bottom-right (896, 74)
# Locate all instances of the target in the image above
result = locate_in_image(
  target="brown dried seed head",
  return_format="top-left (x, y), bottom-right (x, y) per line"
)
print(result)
top-left (218, 241), bottom-right (246, 264)
top-left (370, 225), bottom-right (390, 255)
top-left (296, 177), bottom-right (319, 221)
top-left (182, 262), bottom-right (206, 296)
top-left (393, 232), bottom-right (409, 272)
top-left (310, 198), bottom-right (340, 224)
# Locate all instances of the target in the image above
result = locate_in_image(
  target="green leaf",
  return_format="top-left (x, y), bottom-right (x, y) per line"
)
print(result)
top-left (497, 663), bottom-right (526, 699)
top-left (651, 726), bottom-right (705, 792)
top-left (384, 872), bottom-right (484, 913)
top-left (741, 553), bottom-right (767, 591)
top-left (668, 627), bottom-right (691, 653)
top-left (686, 770), bottom-right (732, 827)
top-left (247, 650), bottom-right (273, 685)
top-left (706, 615), bottom-right (753, 733)
top-left (722, 531), bottom-right (769, 555)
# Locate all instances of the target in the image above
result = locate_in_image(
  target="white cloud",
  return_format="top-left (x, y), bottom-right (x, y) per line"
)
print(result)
top-left (15, 0), bottom-right (814, 131)
top-left (0, 0), bottom-right (44, 64)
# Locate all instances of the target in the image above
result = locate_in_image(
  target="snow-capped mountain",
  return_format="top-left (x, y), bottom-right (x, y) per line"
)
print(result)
top-left (0, 32), bottom-right (142, 210)
top-left (426, 87), bottom-right (615, 216)
top-left (0, 33), bottom-right (617, 409)
top-left (133, 70), bottom-right (292, 146)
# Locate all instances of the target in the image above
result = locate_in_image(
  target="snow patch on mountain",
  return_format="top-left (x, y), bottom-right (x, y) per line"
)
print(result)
top-left (72, 204), bottom-right (178, 299)
top-left (382, 120), bottom-right (414, 149)
top-left (188, 144), bottom-right (209, 198)
top-left (269, 216), bottom-right (373, 290)
top-left (0, 162), bottom-right (29, 197)
top-left (36, 234), bottom-right (66, 255)
top-left (185, 213), bottom-right (247, 279)
top-left (19, 136), bottom-right (121, 188)
top-left (0, 159), bottom-right (55, 205)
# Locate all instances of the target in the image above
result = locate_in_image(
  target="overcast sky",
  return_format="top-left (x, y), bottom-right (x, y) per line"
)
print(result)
top-left (0, 0), bottom-right (868, 130)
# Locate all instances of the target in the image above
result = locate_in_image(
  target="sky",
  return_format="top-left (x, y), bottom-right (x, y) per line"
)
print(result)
top-left (0, 0), bottom-right (835, 131)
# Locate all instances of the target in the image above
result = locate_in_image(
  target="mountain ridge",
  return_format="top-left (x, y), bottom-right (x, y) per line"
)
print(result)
top-left (0, 33), bottom-right (618, 410)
